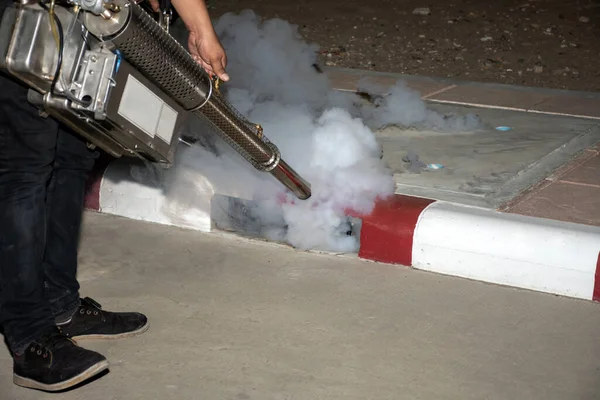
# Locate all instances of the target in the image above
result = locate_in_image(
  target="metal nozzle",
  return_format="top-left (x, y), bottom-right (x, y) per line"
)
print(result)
top-left (270, 160), bottom-right (311, 200)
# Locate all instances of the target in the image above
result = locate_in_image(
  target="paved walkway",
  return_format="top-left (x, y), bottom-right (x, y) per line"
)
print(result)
top-left (327, 67), bottom-right (600, 226)
top-left (327, 67), bottom-right (600, 121)
top-left (2, 213), bottom-right (599, 399)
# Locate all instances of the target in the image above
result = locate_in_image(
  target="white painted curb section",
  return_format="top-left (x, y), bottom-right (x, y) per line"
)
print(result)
top-left (99, 159), bottom-right (214, 232)
top-left (412, 202), bottom-right (600, 300)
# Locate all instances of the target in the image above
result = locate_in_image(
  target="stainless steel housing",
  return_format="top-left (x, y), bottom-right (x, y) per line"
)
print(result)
top-left (0, 1), bottom-right (187, 163)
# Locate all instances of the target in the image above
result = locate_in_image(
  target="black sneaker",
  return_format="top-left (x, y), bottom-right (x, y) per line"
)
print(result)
top-left (13, 327), bottom-right (109, 392)
top-left (58, 297), bottom-right (149, 340)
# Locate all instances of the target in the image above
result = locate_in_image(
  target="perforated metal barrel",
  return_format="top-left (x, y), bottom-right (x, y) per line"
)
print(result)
top-left (91, 1), bottom-right (311, 199)
top-left (104, 1), bottom-right (210, 111)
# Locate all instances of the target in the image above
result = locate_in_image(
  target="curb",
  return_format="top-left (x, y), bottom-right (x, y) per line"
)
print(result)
top-left (84, 159), bottom-right (600, 303)
top-left (358, 194), bottom-right (600, 302)
top-left (85, 157), bottom-right (215, 232)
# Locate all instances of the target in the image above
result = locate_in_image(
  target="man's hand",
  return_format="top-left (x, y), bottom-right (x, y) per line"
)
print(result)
top-left (163, 0), bottom-right (230, 82)
top-left (188, 31), bottom-right (228, 81)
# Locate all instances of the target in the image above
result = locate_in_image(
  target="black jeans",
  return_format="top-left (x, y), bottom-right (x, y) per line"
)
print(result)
top-left (0, 73), bottom-right (98, 354)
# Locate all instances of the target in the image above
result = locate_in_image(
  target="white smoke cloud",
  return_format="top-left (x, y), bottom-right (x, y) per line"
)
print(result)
top-left (136, 10), bottom-right (482, 252)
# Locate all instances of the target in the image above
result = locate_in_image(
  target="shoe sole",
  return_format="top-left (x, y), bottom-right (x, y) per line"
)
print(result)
top-left (13, 360), bottom-right (109, 392)
top-left (70, 321), bottom-right (150, 341)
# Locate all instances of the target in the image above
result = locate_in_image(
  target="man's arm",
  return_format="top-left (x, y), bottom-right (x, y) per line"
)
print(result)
top-left (147, 0), bottom-right (229, 81)
top-left (170, 0), bottom-right (212, 34)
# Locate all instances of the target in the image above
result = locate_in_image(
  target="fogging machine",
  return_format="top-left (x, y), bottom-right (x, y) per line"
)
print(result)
top-left (0, 0), bottom-right (311, 199)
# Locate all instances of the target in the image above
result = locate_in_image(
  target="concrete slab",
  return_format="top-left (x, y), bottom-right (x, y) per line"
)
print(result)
top-left (327, 71), bottom-right (452, 99)
top-left (380, 103), bottom-right (600, 208)
top-left (428, 84), bottom-right (551, 112)
top-left (533, 95), bottom-right (600, 121)
top-left (508, 181), bottom-right (600, 226)
top-left (325, 67), bottom-right (600, 120)
top-left (2, 213), bottom-right (600, 399)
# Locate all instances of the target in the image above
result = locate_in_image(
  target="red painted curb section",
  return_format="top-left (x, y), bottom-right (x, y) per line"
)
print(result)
top-left (84, 154), bottom-right (113, 212)
top-left (593, 252), bottom-right (600, 302)
top-left (358, 194), bottom-right (435, 266)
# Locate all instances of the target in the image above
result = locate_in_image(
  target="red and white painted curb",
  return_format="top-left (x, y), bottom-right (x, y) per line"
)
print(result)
top-left (85, 159), bottom-right (600, 303)
top-left (358, 195), bottom-right (600, 302)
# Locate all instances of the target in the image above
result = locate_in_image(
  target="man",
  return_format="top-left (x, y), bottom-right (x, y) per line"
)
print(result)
top-left (0, 0), bottom-right (229, 391)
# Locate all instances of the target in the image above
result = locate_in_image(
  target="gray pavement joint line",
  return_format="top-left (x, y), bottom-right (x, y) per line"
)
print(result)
top-left (525, 108), bottom-right (600, 121)
top-left (421, 85), bottom-right (458, 99)
top-left (424, 98), bottom-right (600, 121)
top-left (394, 183), bottom-right (486, 198)
top-left (334, 88), bottom-right (600, 121)
top-left (556, 180), bottom-right (600, 189)
top-left (325, 67), bottom-right (600, 99)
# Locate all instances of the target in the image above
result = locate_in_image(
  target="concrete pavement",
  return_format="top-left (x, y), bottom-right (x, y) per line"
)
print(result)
top-left (2, 212), bottom-right (599, 399)
top-left (376, 102), bottom-right (600, 209)
top-left (326, 67), bottom-right (600, 121)
top-left (326, 67), bottom-right (600, 226)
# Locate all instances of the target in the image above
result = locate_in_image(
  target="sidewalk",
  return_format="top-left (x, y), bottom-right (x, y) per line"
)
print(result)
top-left (502, 143), bottom-right (600, 226)
top-left (326, 67), bottom-right (600, 226)
top-left (2, 213), bottom-right (600, 400)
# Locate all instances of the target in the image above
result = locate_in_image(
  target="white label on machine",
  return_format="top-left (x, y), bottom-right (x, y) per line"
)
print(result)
top-left (118, 75), bottom-right (178, 144)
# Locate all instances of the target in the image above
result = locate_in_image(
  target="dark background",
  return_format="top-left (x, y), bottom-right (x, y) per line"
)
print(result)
top-left (205, 0), bottom-right (600, 92)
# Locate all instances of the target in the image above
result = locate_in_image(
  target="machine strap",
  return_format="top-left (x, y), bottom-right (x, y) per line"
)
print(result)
top-left (160, 0), bottom-right (170, 13)
top-left (158, 0), bottom-right (172, 31)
